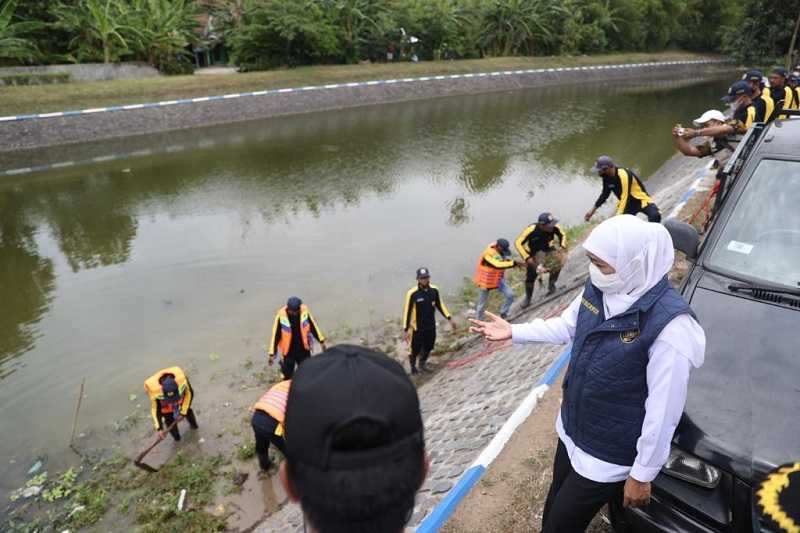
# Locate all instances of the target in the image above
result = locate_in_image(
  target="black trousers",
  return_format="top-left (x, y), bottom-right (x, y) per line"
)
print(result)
top-left (251, 410), bottom-right (287, 470)
top-left (410, 328), bottom-right (436, 367)
top-left (161, 407), bottom-right (198, 441)
top-left (541, 440), bottom-right (625, 533)
top-left (280, 349), bottom-right (310, 379)
top-left (640, 203), bottom-right (661, 223)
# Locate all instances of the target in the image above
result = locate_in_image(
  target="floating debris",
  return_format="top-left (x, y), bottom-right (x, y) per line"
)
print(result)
top-left (27, 460), bottom-right (43, 475)
top-left (177, 489), bottom-right (187, 511)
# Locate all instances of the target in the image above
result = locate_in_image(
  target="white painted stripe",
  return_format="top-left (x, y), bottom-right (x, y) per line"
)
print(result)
top-left (277, 88), bottom-right (293, 93)
top-left (472, 383), bottom-right (549, 468)
top-left (130, 149), bottom-right (153, 157)
top-left (323, 84), bottom-right (341, 89)
top-left (92, 155), bottom-right (116, 162)
top-left (384, 79), bottom-right (399, 84)
top-left (418, 76), bottom-right (431, 81)
top-left (300, 85), bottom-right (318, 91)
top-left (51, 161), bottom-right (76, 168)
top-left (6, 167), bottom-right (32, 175)
top-left (222, 93), bottom-right (241, 99)
top-left (345, 82), bottom-right (361, 87)
top-left (159, 100), bottom-right (179, 106)
top-left (193, 96), bottom-right (212, 102)
top-left (38, 112), bottom-right (66, 118)
top-left (82, 107), bottom-right (108, 114)
top-left (122, 104), bottom-right (145, 110)
top-left (463, 73), bottom-right (475, 78)
top-left (251, 90), bottom-right (269, 96)
top-left (0, 116), bottom-right (19, 122)
top-left (365, 80), bottom-right (380, 85)
top-left (434, 75), bottom-right (446, 80)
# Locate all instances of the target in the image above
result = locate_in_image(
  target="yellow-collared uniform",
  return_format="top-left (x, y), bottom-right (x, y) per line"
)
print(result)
top-left (144, 366), bottom-right (194, 430)
top-left (514, 224), bottom-right (567, 260)
top-left (269, 304), bottom-right (325, 359)
top-left (759, 90), bottom-right (775, 123)
top-left (474, 243), bottom-right (515, 290)
top-left (403, 284), bottom-right (451, 332)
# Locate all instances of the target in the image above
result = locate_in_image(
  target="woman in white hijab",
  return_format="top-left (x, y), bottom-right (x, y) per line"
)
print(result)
top-left (471, 215), bottom-right (705, 533)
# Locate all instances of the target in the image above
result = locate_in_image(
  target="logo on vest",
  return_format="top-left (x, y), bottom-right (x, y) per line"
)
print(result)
top-left (581, 297), bottom-right (600, 315)
top-left (620, 329), bottom-right (640, 343)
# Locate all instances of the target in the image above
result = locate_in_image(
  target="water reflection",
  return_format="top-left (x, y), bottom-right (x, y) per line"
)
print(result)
top-left (0, 190), bottom-right (55, 378)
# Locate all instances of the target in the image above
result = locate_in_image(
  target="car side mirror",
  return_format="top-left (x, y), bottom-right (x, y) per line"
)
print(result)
top-left (664, 219), bottom-right (700, 260)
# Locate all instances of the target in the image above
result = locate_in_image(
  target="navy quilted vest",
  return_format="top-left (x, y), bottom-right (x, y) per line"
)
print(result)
top-left (561, 275), bottom-right (694, 465)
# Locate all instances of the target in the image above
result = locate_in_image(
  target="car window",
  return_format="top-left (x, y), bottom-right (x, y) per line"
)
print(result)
top-left (706, 159), bottom-right (800, 288)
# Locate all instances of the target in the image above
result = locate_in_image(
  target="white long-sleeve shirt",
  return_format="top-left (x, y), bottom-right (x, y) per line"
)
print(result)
top-left (511, 293), bottom-right (705, 483)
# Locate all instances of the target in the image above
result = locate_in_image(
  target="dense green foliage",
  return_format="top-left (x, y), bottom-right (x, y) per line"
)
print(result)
top-left (2, 0), bottom-right (800, 71)
top-left (3, 0), bottom-right (198, 72)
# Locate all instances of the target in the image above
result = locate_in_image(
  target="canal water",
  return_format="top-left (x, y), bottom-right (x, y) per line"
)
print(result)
top-left (0, 75), bottom-right (731, 496)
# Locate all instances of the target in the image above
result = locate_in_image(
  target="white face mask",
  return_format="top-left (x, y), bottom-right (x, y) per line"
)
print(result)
top-left (589, 263), bottom-right (626, 294)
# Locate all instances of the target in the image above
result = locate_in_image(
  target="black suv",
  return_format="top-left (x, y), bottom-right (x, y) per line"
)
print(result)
top-left (618, 117), bottom-right (800, 531)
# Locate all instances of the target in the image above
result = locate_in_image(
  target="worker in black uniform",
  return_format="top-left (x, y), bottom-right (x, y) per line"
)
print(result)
top-left (584, 156), bottom-right (661, 223)
top-left (515, 212), bottom-right (568, 306)
top-left (768, 66), bottom-right (796, 118)
top-left (743, 69), bottom-right (775, 123)
top-left (402, 268), bottom-right (453, 374)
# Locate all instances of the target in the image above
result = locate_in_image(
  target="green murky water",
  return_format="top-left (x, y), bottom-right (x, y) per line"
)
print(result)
top-left (0, 75), bottom-right (732, 495)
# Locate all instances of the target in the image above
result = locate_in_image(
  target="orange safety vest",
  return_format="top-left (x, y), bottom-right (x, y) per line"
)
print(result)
top-left (253, 380), bottom-right (291, 425)
top-left (144, 366), bottom-right (189, 414)
top-left (474, 243), bottom-right (505, 290)
top-left (276, 305), bottom-right (312, 357)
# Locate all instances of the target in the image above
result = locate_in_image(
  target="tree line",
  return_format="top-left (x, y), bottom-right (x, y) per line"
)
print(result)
top-left (1, 0), bottom-right (798, 74)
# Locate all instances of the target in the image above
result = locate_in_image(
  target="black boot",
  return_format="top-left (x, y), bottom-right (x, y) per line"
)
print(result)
top-left (523, 282), bottom-right (535, 307)
top-left (420, 353), bottom-right (431, 372)
top-left (409, 355), bottom-right (418, 375)
top-left (547, 270), bottom-right (561, 296)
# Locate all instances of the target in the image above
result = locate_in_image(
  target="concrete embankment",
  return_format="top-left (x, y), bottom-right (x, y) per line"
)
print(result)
top-left (0, 59), bottom-right (730, 154)
top-left (256, 152), bottom-right (715, 532)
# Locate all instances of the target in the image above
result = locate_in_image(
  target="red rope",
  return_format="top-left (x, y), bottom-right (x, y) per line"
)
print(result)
top-left (445, 301), bottom-right (571, 369)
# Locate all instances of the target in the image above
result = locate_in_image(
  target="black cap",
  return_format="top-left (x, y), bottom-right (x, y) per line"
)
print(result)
top-left (416, 267), bottom-right (430, 279)
top-left (284, 345), bottom-right (423, 470)
top-left (161, 376), bottom-right (179, 399)
top-left (772, 66), bottom-right (789, 78)
top-left (286, 296), bottom-right (302, 312)
top-left (744, 69), bottom-right (764, 83)
top-left (722, 80), bottom-right (753, 102)
top-left (495, 238), bottom-right (510, 253)
top-left (756, 462), bottom-right (800, 533)
top-left (538, 212), bottom-right (558, 225)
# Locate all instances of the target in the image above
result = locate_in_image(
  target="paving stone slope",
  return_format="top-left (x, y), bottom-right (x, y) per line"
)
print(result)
top-left (256, 154), bottom-right (712, 532)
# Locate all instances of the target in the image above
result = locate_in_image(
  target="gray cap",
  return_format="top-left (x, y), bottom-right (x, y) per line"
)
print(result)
top-left (591, 155), bottom-right (614, 173)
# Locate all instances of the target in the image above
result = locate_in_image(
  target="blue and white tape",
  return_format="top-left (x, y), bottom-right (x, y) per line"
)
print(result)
top-left (0, 59), bottom-right (722, 124)
top-left (416, 346), bottom-right (573, 533)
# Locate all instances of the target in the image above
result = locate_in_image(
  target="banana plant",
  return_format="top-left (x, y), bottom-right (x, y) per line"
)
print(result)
top-left (0, 0), bottom-right (44, 62)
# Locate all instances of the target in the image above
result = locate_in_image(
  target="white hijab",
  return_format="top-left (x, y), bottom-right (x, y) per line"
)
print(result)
top-left (583, 215), bottom-right (675, 318)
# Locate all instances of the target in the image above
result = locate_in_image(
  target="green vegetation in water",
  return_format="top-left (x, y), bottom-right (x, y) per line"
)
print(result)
top-left (133, 453), bottom-right (227, 532)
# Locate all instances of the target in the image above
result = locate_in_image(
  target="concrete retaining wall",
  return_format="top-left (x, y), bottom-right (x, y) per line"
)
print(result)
top-left (0, 62), bottom-right (159, 83)
top-left (0, 59), bottom-right (732, 154)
